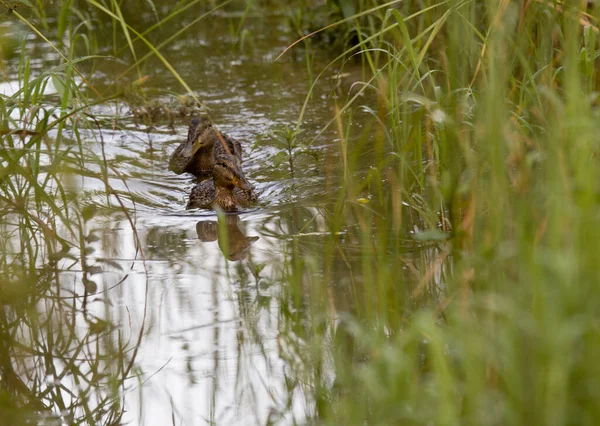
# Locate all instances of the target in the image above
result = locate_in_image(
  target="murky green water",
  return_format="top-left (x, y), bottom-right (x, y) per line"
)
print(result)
top-left (1, 3), bottom-right (443, 425)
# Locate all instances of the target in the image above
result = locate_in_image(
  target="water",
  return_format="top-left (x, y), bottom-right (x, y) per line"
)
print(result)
top-left (1, 4), bottom-right (445, 425)
top-left (81, 11), bottom-right (340, 424)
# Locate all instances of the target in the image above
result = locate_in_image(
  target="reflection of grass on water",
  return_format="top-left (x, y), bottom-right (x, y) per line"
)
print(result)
top-left (3, 0), bottom-right (600, 425)
top-left (0, 84), bottom-right (137, 422)
top-left (0, 2), bottom-right (150, 424)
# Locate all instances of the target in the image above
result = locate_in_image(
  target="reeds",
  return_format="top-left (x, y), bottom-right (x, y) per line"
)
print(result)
top-left (0, 1), bottom-right (205, 423)
top-left (274, 0), bottom-right (600, 424)
top-left (3, 0), bottom-right (600, 424)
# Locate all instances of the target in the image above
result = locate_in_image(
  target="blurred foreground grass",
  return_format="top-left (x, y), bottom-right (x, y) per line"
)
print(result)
top-left (277, 1), bottom-right (600, 425)
top-left (1, 0), bottom-right (600, 425)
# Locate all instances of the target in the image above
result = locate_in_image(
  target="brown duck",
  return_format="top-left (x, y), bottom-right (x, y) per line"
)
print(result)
top-left (186, 153), bottom-right (257, 212)
top-left (169, 117), bottom-right (243, 177)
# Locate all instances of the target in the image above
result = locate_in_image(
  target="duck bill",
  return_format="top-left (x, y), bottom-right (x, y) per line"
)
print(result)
top-left (234, 175), bottom-right (254, 191)
top-left (181, 135), bottom-right (201, 157)
top-left (181, 119), bottom-right (204, 157)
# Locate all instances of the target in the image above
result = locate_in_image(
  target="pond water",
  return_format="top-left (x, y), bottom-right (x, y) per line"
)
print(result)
top-left (83, 9), bottom-right (339, 425)
top-left (1, 3), bottom-right (447, 425)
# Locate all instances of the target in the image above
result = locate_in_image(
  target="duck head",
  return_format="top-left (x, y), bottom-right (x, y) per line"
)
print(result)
top-left (214, 156), bottom-right (254, 191)
top-left (181, 117), bottom-right (212, 157)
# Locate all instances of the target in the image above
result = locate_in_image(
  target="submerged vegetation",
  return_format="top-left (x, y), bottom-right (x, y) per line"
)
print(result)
top-left (2, 0), bottom-right (600, 424)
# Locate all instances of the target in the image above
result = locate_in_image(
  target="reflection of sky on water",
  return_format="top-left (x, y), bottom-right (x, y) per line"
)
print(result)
top-left (91, 213), bottom-right (311, 425)
top-left (2, 4), bottom-right (390, 424)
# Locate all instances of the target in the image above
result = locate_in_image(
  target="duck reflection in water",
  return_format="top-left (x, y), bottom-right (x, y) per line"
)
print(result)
top-left (196, 215), bottom-right (258, 261)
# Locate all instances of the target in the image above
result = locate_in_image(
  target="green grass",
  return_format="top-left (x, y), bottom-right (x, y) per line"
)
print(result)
top-left (0, 1), bottom-right (201, 423)
top-left (271, 0), bottom-right (600, 425)
top-left (3, 0), bottom-right (600, 424)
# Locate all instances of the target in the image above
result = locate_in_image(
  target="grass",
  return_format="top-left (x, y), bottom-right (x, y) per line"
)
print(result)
top-left (271, 0), bottom-right (600, 425)
top-left (2, 0), bottom-right (600, 425)
top-left (0, 1), bottom-right (190, 424)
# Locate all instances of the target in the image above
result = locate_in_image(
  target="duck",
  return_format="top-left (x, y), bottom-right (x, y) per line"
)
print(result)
top-left (169, 117), bottom-right (243, 177)
top-left (186, 153), bottom-right (258, 212)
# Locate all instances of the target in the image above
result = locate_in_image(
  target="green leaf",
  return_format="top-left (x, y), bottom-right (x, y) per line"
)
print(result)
top-left (87, 265), bottom-right (103, 276)
top-left (339, 0), bottom-right (356, 19)
top-left (412, 229), bottom-right (449, 242)
top-left (48, 250), bottom-right (77, 263)
top-left (97, 258), bottom-right (124, 271)
top-left (83, 279), bottom-right (98, 293)
top-left (51, 73), bottom-right (70, 104)
top-left (86, 232), bottom-right (101, 243)
top-left (145, 0), bottom-right (159, 23)
top-left (81, 205), bottom-right (96, 222)
top-left (271, 151), bottom-right (289, 168)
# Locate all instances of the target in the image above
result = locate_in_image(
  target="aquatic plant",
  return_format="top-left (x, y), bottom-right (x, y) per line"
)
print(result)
top-left (0, 1), bottom-right (217, 423)
top-left (261, 124), bottom-right (318, 179)
top-left (270, 0), bottom-right (600, 424)
top-left (3, 0), bottom-right (600, 425)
